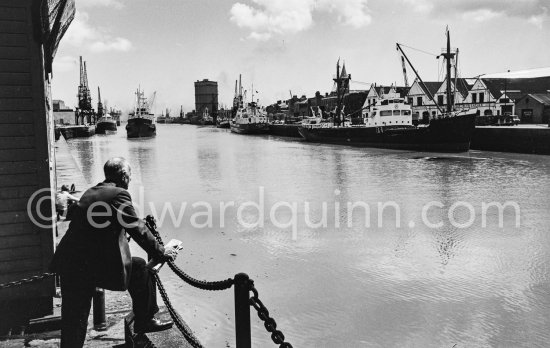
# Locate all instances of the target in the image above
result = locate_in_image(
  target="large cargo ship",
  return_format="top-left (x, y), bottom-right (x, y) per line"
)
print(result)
top-left (298, 28), bottom-right (477, 152)
top-left (126, 88), bottom-right (156, 138)
top-left (298, 99), bottom-right (476, 152)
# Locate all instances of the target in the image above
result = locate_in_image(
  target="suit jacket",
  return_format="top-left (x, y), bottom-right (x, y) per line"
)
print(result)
top-left (51, 182), bottom-right (165, 291)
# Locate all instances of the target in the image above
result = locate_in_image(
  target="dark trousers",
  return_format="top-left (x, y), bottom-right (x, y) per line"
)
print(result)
top-left (60, 257), bottom-right (159, 348)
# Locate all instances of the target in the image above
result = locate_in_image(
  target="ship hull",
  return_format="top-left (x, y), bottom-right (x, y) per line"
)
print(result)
top-left (230, 122), bottom-right (269, 134)
top-left (298, 112), bottom-right (476, 152)
top-left (126, 118), bottom-right (156, 138)
top-left (95, 120), bottom-right (117, 134)
top-left (217, 120), bottom-right (230, 128)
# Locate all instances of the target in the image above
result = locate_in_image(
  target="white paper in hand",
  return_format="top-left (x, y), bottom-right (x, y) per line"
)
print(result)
top-left (151, 239), bottom-right (183, 271)
top-left (165, 239), bottom-right (184, 251)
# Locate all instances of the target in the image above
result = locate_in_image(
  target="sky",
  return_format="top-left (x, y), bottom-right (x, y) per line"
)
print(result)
top-left (51, 0), bottom-right (550, 114)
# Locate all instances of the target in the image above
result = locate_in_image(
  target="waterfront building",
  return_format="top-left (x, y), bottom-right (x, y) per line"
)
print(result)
top-left (514, 94), bottom-right (550, 124)
top-left (194, 79), bottom-right (218, 122)
top-left (364, 84), bottom-right (409, 108)
top-left (0, 0), bottom-right (74, 333)
top-left (464, 78), bottom-right (517, 117)
top-left (53, 99), bottom-right (74, 125)
top-left (295, 96), bottom-right (309, 117)
top-left (344, 91), bottom-right (368, 121)
top-left (403, 68), bottom-right (550, 124)
top-left (407, 80), bottom-right (441, 123)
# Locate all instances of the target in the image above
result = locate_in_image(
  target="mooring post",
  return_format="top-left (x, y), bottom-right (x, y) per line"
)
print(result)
top-left (93, 287), bottom-right (107, 331)
top-left (234, 273), bottom-right (251, 348)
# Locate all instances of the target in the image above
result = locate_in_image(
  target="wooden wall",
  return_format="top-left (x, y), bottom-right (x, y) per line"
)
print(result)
top-left (0, 0), bottom-right (55, 331)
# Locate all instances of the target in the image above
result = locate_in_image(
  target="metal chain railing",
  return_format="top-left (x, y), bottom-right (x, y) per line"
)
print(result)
top-left (144, 216), bottom-right (234, 291)
top-left (249, 282), bottom-right (293, 348)
top-left (167, 261), bottom-right (233, 291)
top-left (153, 271), bottom-right (204, 348)
top-left (1, 215), bottom-right (293, 348)
top-left (0, 273), bottom-right (55, 290)
top-left (145, 215), bottom-right (293, 348)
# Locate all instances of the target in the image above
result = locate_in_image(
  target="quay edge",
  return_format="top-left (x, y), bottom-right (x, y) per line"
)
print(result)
top-left (472, 125), bottom-right (550, 155)
top-left (268, 124), bottom-right (302, 138)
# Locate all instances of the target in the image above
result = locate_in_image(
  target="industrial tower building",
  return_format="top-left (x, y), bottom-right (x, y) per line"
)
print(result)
top-left (194, 79), bottom-right (218, 119)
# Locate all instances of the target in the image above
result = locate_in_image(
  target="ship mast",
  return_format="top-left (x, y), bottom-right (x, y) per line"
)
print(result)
top-left (439, 27), bottom-right (455, 113)
top-left (239, 74), bottom-right (243, 107)
top-left (251, 83), bottom-right (256, 114)
top-left (335, 59), bottom-right (340, 126)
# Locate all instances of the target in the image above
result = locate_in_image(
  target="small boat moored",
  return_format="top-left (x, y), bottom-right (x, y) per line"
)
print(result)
top-left (95, 114), bottom-right (117, 134)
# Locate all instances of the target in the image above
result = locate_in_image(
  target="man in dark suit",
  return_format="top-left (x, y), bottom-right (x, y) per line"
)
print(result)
top-left (51, 157), bottom-right (177, 347)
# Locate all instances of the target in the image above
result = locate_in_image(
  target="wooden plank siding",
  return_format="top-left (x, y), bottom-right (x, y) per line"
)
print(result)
top-left (0, 110), bottom-right (34, 123)
top-left (0, 0), bottom-right (55, 325)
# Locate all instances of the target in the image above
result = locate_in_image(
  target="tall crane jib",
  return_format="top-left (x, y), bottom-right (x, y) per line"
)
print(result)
top-left (75, 56), bottom-right (96, 125)
top-left (400, 55), bottom-right (409, 88)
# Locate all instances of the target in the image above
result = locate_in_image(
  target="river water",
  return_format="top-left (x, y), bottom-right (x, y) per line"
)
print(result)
top-left (65, 124), bottom-right (550, 347)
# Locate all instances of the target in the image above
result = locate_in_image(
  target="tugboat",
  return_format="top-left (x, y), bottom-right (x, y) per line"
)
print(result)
top-left (126, 87), bottom-right (156, 138)
top-left (201, 107), bottom-right (214, 126)
top-left (230, 76), bottom-right (269, 134)
top-left (95, 87), bottom-right (117, 134)
top-left (298, 28), bottom-right (477, 152)
top-left (216, 117), bottom-right (230, 128)
top-left (95, 114), bottom-right (117, 134)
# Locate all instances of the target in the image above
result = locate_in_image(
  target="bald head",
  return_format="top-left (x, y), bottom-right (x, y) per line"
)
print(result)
top-left (104, 157), bottom-right (131, 188)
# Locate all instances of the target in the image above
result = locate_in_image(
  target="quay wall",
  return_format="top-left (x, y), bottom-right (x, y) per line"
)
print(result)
top-left (268, 124), bottom-right (301, 138)
top-left (472, 126), bottom-right (550, 155)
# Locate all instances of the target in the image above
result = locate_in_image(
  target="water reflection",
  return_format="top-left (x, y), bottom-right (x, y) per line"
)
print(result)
top-left (64, 125), bottom-right (550, 348)
top-left (197, 147), bottom-right (221, 188)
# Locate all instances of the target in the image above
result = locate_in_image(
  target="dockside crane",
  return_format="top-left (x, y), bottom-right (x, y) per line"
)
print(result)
top-left (396, 43), bottom-right (443, 114)
top-left (399, 54), bottom-right (409, 88)
top-left (96, 86), bottom-right (104, 118)
top-left (75, 56), bottom-right (95, 124)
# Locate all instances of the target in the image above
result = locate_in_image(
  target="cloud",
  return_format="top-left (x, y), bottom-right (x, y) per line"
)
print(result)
top-left (402, 0), bottom-right (549, 27)
top-left (78, 0), bottom-right (124, 9)
top-left (90, 38), bottom-right (132, 53)
top-left (230, 0), bottom-right (371, 40)
top-left (464, 9), bottom-right (500, 22)
top-left (63, 11), bottom-right (133, 52)
top-left (53, 55), bottom-right (78, 73)
top-left (249, 32), bottom-right (273, 41)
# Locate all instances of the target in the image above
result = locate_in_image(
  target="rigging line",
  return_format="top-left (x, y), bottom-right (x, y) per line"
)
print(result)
top-left (351, 80), bottom-right (372, 85)
top-left (397, 43), bottom-right (439, 57)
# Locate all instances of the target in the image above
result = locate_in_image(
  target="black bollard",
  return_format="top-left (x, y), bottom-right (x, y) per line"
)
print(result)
top-left (93, 288), bottom-right (107, 331)
top-left (234, 273), bottom-right (251, 348)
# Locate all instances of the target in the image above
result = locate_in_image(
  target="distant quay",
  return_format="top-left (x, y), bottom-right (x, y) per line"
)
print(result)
top-left (268, 124), bottom-right (301, 138)
top-left (55, 125), bottom-right (95, 140)
top-left (472, 125), bottom-right (550, 154)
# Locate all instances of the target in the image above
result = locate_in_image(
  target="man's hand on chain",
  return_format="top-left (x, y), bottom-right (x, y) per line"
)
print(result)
top-left (163, 248), bottom-right (178, 261)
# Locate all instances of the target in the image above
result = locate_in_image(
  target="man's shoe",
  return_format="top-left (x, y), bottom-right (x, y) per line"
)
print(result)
top-left (134, 317), bottom-right (174, 334)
